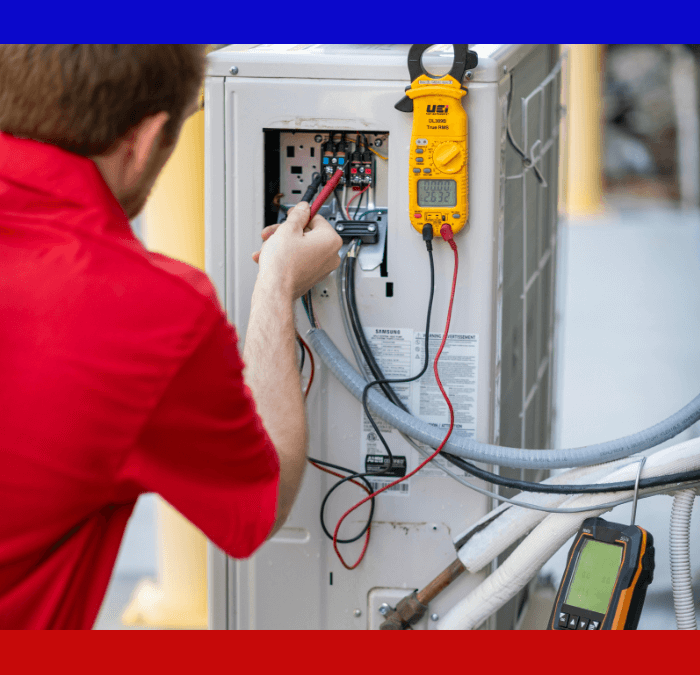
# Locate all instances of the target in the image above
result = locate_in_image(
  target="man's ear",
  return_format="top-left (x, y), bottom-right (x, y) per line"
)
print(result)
top-left (124, 111), bottom-right (170, 184)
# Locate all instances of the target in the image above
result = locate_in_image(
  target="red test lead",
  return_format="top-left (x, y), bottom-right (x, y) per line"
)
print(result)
top-left (309, 168), bottom-right (344, 220)
top-left (332, 223), bottom-right (461, 570)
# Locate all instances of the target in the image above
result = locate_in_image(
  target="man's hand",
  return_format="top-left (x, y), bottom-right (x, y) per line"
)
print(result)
top-left (251, 202), bottom-right (342, 300)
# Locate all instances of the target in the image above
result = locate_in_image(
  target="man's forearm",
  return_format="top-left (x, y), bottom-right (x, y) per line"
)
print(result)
top-left (243, 279), bottom-right (307, 535)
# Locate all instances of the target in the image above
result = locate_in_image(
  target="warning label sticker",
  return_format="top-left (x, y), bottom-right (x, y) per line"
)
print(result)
top-left (359, 328), bottom-right (478, 490)
top-left (412, 332), bottom-right (478, 477)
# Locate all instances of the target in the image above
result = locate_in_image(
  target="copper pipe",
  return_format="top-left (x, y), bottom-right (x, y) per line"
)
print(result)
top-left (417, 558), bottom-right (466, 605)
top-left (379, 558), bottom-right (466, 629)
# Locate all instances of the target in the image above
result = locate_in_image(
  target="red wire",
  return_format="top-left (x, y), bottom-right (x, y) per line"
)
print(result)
top-left (345, 184), bottom-right (370, 218)
top-left (331, 224), bottom-right (460, 570)
top-left (302, 340), bottom-right (373, 562)
top-left (308, 461), bottom-right (373, 496)
top-left (296, 333), bottom-right (315, 398)
top-left (307, 462), bottom-right (372, 561)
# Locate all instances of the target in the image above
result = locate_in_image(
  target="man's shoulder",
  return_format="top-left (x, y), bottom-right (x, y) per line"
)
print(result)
top-left (144, 250), bottom-right (222, 309)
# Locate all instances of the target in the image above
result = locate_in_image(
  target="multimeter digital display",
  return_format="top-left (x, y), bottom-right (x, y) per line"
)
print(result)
top-left (417, 179), bottom-right (457, 207)
top-left (548, 517), bottom-right (654, 630)
top-left (395, 45), bottom-right (479, 238)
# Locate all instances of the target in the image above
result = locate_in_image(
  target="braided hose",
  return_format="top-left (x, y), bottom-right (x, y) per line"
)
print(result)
top-left (670, 488), bottom-right (698, 629)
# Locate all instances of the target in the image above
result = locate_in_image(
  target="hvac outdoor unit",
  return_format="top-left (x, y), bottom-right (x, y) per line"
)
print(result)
top-left (204, 44), bottom-right (564, 629)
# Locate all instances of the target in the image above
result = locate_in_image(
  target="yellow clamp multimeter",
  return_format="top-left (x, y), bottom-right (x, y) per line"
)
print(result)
top-left (395, 44), bottom-right (478, 238)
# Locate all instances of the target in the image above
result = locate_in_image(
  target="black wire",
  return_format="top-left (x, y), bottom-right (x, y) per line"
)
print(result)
top-left (310, 456), bottom-right (376, 544)
top-left (353, 188), bottom-right (364, 220)
top-left (305, 291), bottom-right (316, 328)
top-left (317, 239), bottom-right (435, 543)
top-left (440, 451), bottom-right (700, 494)
top-left (362, 133), bottom-right (370, 154)
top-left (334, 189), bottom-right (347, 220)
top-left (358, 246), bottom-right (434, 467)
top-left (345, 251), bottom-right (408, 409)
top-left (340, 237), bottom-right (700, 496)
top-left (297, 336), bottom-right (305, 373)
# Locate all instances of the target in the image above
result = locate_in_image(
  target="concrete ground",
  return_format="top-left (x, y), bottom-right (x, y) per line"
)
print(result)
top-left (96, 196), bottom-right (700, 630)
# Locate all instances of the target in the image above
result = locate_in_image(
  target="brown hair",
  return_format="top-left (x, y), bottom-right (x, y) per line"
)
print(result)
top-left (0, 44), bottom-right (206, 156)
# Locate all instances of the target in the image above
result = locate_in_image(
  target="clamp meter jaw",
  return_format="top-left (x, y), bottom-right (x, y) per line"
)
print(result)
top-left (396, 45), bottom-right (478, 239)
top-left (548, 517), bottom-right (655, 631)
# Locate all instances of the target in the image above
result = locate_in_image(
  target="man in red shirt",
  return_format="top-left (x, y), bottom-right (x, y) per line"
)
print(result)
top-left (0, 45), bottom-right (342, 628)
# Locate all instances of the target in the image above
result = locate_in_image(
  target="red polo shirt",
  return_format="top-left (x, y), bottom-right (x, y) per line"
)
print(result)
top-left (0, 132), bottom-right (280, 629)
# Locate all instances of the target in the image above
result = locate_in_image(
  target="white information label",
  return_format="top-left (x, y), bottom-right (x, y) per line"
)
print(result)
top-left (412, 332), bottom-right (478, 477)
top-left (359, 328), bottom-right (479, 489)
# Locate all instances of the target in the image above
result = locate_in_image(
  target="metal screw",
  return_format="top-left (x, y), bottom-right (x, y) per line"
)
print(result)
top-left (367, 224), bottom-right (376, 232)
top-left (431, 613), bottom-right (439, 621)
top-left (378, 603), bottom-right (391, 616)
top-left (353, 609), bottom-right (362, 617)
top-left (229, 66), bottom-right (239, 75)
top-left (314, 134), bottom-right (323, 143)
top-left (374, 138), bottom-right (383, 148)
top-left (336, 224), bottom-right (345, 232)
top-left (465, 71), bottom-right (473, 80)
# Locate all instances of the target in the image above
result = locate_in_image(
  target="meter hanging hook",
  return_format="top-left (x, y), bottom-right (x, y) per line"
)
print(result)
top-left (395, 44), bottom-right (478, 112)
top-left (630, 455), bottom-right (647, 526)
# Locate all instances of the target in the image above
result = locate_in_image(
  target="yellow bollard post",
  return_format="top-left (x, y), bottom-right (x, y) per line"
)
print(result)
top-left (564, 44), bottom-right (605, 217)
top-left (121, 105), bottom-right (209, 629)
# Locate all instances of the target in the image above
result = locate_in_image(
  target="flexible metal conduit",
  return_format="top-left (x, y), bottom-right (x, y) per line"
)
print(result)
top-left (307, 329), bottom-right (700, 469)
top-left (670, 488), bottom-right (698, 630)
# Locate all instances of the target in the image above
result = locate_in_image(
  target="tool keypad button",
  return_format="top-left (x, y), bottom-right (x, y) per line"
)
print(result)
top-left (557, 612), bottom-right (569, 628)
top-left (415, 148), bottom-right (424, 154)
top-left (567, 615), bottom-right (579, 630)
top-left (587, 620), bottom-right (600, 630)
top-left (577, 617), bottom-right (589, 630)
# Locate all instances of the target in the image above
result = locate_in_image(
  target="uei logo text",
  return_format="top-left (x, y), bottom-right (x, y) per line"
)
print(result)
top-left (427, 105), bottom-right (449, 114)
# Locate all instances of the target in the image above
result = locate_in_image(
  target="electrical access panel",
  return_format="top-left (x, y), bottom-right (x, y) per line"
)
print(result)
top-left (263, 130), bottom-right (389, 237)
top-left (205, 44), bottom-right (563, 630)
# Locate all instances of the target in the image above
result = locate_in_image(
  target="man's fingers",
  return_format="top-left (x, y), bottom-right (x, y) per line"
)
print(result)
top-left (280, 201), bottom-right (311, 233)
top-left (303, 216), bottom-right (343, 249)
top-left (261, 224), bottom-right (280, 241)
top-left (252, 250), bottom-right (261, 264)
top-left (302, 214), bottom-right (328, 231)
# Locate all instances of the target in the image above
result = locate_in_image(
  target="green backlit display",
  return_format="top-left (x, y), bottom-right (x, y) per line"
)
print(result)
top-left (417, 179), bottom-right (457, 207)
top-left (565, 539), bottom-right (623, 615)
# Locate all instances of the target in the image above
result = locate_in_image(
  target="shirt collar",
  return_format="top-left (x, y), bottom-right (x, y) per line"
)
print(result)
top-left (0, 132), bottom-right (134, 240)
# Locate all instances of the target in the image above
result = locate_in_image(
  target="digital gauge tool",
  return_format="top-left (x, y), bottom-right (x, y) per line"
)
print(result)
top-left (395, 44), bottom-right (478, 238)
top-left (548, 517), bottom-right (655, 630)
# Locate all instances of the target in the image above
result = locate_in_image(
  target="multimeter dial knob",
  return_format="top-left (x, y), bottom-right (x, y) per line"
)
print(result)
top-left (433, 141), bottom-right (465, 174)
